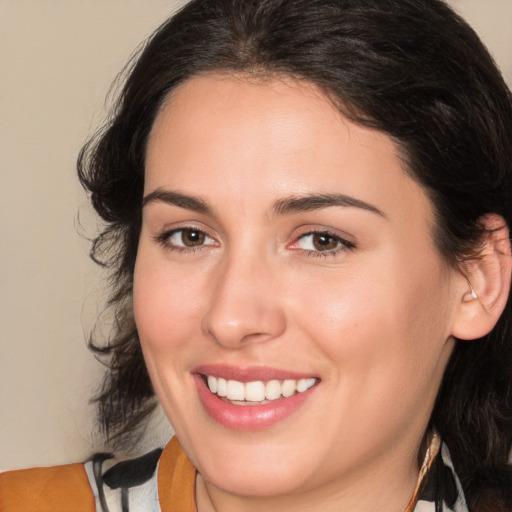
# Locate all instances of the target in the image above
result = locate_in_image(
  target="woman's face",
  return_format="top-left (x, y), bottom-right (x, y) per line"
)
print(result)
top-left (134, 75), bottom-right (464, 503)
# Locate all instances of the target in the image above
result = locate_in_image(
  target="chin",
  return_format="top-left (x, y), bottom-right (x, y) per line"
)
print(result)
top-left (185, 431), bottom-right (314, 497)
top-left (201, 463), bottom-right (307, 498)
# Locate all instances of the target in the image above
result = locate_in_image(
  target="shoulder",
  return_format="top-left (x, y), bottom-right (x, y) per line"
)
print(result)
top-left (0, 462), bottom-right (94, 512)
top-left (0, 450), bottom-right (163, 512)
top-left (0, 438), bottom-right (196, 512)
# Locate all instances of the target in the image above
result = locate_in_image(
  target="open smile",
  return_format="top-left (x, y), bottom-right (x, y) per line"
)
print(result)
top-left (205, 375), bottom-right (317, 404)
top-left (193, 366), bottom-right (320, 430)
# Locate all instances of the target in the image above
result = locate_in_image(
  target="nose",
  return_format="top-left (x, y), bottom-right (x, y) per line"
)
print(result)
top-left (201, 250), bottom-right (286, 349)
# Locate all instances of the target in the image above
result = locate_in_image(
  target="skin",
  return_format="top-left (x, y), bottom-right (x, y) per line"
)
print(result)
top-left (133, 74), bottom-right (469, 512)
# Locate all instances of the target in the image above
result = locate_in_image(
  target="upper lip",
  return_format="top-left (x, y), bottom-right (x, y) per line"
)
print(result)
top-left (193, 364), bottom-right (319, 382)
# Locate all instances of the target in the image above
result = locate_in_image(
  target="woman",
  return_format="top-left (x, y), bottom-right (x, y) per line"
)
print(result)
top-left (1, 0), bottom-right (511, 511)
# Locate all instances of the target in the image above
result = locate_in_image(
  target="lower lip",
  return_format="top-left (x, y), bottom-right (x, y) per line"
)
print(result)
top-left (194, 374), bottom-right (317, 431)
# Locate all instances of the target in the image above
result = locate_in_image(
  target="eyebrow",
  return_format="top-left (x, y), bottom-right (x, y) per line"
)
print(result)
top-left (142, 189), bottom-right (385, 218)
top-left (273, 193), bottom-right (386, 218)
top-left (142, 189), bottom-right (212, 215)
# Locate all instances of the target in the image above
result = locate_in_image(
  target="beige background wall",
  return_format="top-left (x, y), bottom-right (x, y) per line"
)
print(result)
top-left (1, 1), bottom-right (511, 471)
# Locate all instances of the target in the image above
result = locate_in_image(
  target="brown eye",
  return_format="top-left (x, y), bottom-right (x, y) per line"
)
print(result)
top-left (161, 227), bottom-right (216, 250)
top-left (312, 233), bottom-right (338, 251)
top-left (293, 231), bottom-right (354, 255)
top-left (181, 228), bottom-right (206, 247)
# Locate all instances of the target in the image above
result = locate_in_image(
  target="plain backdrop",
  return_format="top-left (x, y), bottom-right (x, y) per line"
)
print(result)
top-left (1, 0), bottom-right (511, 471)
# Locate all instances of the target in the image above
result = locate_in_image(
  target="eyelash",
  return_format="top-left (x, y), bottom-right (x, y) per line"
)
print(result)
top-left (290, 230), bottom-right (356, 258)
top-left (154, 227), bottom-right (356, 257)
top-left (154, 226), bottom-right (217, 253)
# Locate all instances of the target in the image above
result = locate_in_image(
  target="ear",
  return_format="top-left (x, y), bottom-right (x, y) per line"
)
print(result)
top-left (451, 214), bottom-right (512, 341)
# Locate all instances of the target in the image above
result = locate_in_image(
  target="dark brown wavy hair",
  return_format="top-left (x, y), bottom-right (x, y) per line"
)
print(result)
top-left (78, 0), bottom-right (512, 509)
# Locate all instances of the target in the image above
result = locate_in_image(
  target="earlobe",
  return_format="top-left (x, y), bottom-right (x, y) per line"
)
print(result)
top-left (451, 214), bottom-right (512, 341)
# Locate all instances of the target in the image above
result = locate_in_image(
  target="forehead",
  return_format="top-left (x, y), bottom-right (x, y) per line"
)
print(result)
top-left (145, 74), bottom-right (432, 227)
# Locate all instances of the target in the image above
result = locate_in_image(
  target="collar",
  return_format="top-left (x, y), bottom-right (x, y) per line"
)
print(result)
top-left (95, 433), bottom-right (469, 512)
top-left (408, 432), bottom-right (469, 512)
top-left (158, 437), bottom-right (196, 512)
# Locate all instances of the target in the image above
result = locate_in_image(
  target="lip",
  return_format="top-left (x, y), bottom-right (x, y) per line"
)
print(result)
top-left (193, 364), bottom-right (317, 382)
top-left (193, 367), bottom-right (319, 431)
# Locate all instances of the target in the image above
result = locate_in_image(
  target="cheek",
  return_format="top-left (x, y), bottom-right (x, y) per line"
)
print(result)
top-left (291, 262), bottom-right (454, 459)
top-left (292, 253), bottom-right (453, 392)
top-left (291, 266), bottom-right (400, 353)
top-left (133, 255), bottom-right (206, 354)
top-left (132, 254), bottom-right (209, 426)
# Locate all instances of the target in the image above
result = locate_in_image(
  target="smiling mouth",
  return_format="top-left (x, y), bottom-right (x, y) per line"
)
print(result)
top-left (202, 375), bottom-right (318, 405)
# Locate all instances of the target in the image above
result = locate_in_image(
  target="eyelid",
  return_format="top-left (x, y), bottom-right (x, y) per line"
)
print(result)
top-left (287, 226), bottom-right (356, 255)
top-left (154, 224), bottom-right (219, 252)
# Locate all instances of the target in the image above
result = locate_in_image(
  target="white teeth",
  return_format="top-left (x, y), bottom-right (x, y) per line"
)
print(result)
top-left (297, 378), bottom-right (316, 393)
top-left (245, 381), bottom-right (266, 401)
top-left (265, 380), bottom-right (281, 400)
top-left (205, 375), bottom-right (317, 402)
top-left (217, 377), bottom-right (227, 397)
top-left (207, 375), bottom-right (217, 394)
top-left (282, 379), bottom-right (296, 398)
top-left (227, 380), bottom-right (245, 401)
